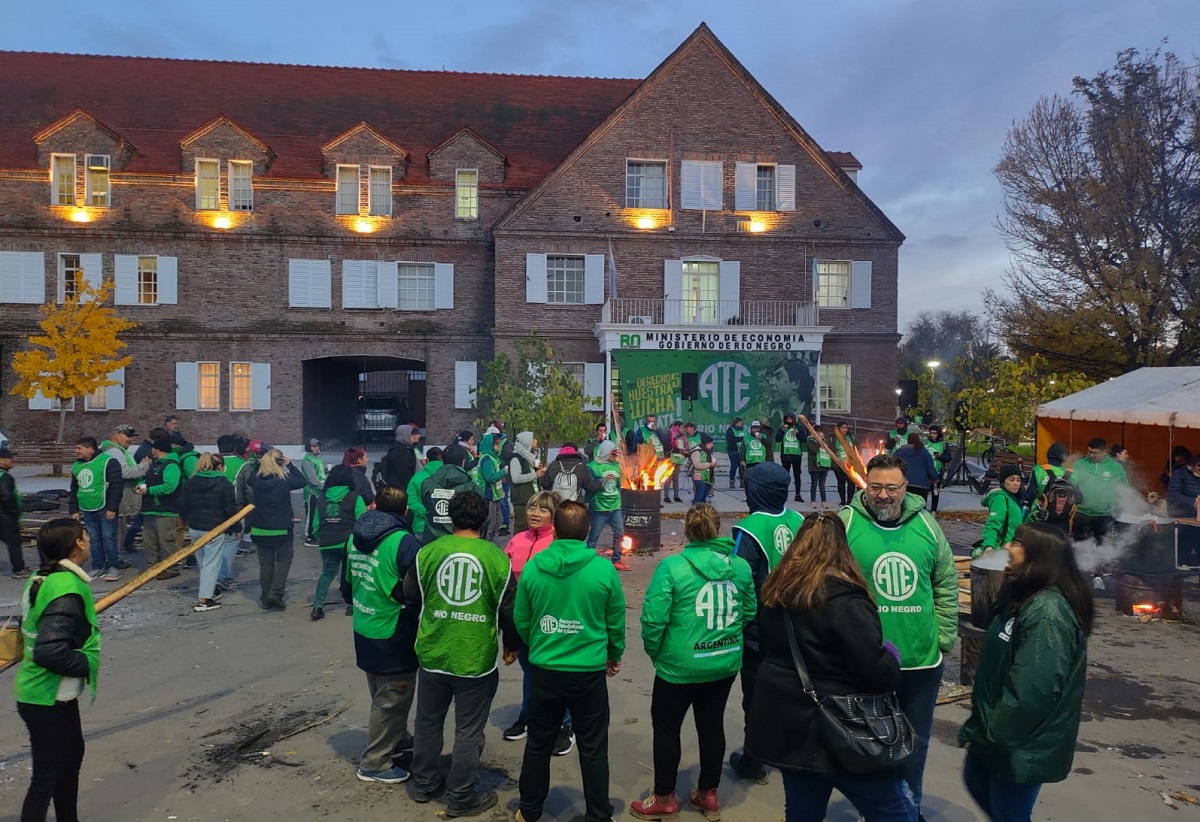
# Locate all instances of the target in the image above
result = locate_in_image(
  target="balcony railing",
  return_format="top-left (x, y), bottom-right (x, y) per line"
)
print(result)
top-left (602, 298), bottom-right (818, 327)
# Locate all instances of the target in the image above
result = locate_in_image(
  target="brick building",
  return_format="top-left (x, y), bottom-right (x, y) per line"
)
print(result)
top-left (0, 24), bottom-right (902, 449)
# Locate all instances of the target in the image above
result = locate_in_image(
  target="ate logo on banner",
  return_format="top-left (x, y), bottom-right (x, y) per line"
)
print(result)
top-left (700, 362), bottom-right (752, 415)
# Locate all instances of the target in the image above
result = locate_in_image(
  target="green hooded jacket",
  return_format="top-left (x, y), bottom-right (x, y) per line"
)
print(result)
top-left (959, 588), bottom-right (1088, 784)
top-left (406, 460), bottom-right (442, 536)
top-left (478, 434), bottom-right (506, 501)
top-left (515, 538), bottom-right (626, 671)
top-left (980, 487), bottom-right (1022, 552)
top-left (839, 491), bottom-right (958, 669)
top-left (1069, 456), bottom-right (1128, 516)
top-left (641, 537), bottom-right (756, 684)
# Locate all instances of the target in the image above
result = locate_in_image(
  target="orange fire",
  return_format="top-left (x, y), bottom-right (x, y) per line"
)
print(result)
top-left (621, 536), bottom-right (634, 555)
top-left (843, 462), bottom-right (868, 490)
top-left (1132, 603), bottom-right (1160, 615)
top-left (619, 444), bottom-right (677, 491)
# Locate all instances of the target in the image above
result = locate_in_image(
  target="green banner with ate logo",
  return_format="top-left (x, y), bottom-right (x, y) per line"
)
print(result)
top-left (612, 349), bottom-right (819, 436)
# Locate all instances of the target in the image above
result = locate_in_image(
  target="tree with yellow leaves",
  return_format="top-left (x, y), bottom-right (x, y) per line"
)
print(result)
top-left (10, 280), bottom-right (136, 442)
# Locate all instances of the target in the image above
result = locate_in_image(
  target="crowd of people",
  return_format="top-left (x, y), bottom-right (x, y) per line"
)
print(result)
top-left (4, 412), bottom-right (1099, 822)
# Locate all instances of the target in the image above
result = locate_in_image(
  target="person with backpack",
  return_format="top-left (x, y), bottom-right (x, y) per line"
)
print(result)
top-left (310, 465), bottom-right (368, 620)
top-left (1029, 475), bottom-right (1079, 539)
top-left (973, 465), bottom-right (1024, 558)
top-left (419, 445), bottom-right (477, 543)
top-left (540, 444), bottom-right (590, 505)
top-left (1021, 442), bottom-right (1069, 513)
top-left (406, 447), bottom-right (442, 538)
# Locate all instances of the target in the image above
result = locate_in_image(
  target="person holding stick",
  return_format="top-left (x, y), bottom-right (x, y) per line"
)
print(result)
top-left (15, 518), bottom-right (101, 822)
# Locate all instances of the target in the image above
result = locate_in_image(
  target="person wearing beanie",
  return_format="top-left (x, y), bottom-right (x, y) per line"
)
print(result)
top-left (1022, 442), bottom-right (1069, 512)
top-left (975, 464), bottom-right (1024, 558)
top-left (539, 443), bottom-right (594, 505)
top-left (418, 444), bottom-right (477, 543)
top-left (727, 461), bottom-right (803, 784)
top-left (585, 440), bottom-right (629, 571)
top-left (136, 438), bottom-right (185, 579)
top-left (895, 433), bottom-right (939, 506)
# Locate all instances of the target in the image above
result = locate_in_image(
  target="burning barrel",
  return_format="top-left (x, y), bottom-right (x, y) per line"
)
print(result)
top-left (1112, 515), bottom-right (1185, 619)
top-left (621, 489), bottom-right (662, 552)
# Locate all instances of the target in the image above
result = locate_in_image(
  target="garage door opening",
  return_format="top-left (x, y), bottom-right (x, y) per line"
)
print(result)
top-left (302, 356), bottom-right (426, 448)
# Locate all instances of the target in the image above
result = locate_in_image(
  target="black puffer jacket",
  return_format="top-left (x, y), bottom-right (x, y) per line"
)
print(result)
top-left (28, 568), bottom-right (92, 679)
top-left (183, 471), bottom-right (237, 533)
top-left (246, 465), bottom-right (307, 532)
top-left (747, 579), bottom-right (901, 775)
top-left (339, 510), bottom-right (422, 675)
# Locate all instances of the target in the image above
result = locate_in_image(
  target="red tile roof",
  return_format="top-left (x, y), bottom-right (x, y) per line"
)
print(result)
top-left (0, 52), bottom-right (641, 187)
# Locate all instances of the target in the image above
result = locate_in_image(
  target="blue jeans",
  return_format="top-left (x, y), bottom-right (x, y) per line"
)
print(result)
top-left (782, 768), bottom-right (917, 822)
top-left (586, 508), bottom-right (624, 562)
top-left (219, 528), bottom-right (240, 583)
top-left (728, 453), bottom-right (744, 485)
top-left (122, 512), bottom-right (143, 549)
top-left (897, 662), bottom-right (945, 812)
top-left (517, 648), bottom-right (570, 724)
top-left (82, 510), bottom-right (118, 571)
top-left (962, 750), bottom-right (1042, 822)
top-left (692, 480), bottom-right (712, 506)
top-left (190, 528), bottom-right (228, 601)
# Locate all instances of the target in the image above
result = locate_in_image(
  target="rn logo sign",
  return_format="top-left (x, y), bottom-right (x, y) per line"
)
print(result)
top-left (700, 361), bottom-right (752, 415)
top-left (436, 553), bottom-right (484, 607)
top-left (872, 552), bottom-right (919, 602)
top-left (619, 333), bottom-right (642, 349)
top-left (695, 580), bottom-right (739, 630)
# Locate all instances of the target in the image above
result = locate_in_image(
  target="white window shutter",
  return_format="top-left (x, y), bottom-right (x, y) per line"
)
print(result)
top-left (718, 261), bottom-right (741, 323)
top-left (812, 257), bottom-right (821, 301)
top-left (776, 165), bottom-right (796, 211)
top-left (583, 254), bottom-right (605, 305)
top-left (583, 363), bottom-right (605, 411)
top-left (734, 163), bottom-right (757, 211)
top-left (288, 259), bottom-right (310, 308)
top-left (434, 262), bottom-right (454, 309)
top-left (342, 259), bottom-right (367, 308)
top-left (28, 390), bottom-right (52, 410)
top-left (80, 253), bottom-right (103, 298)
top-left (311, 260), bottom-right (332, 308)
top-left (114, 255), bottom-right (138, 305)
top-left (525, 253), bottom-right (547, 304)
top-left (377, 261), bottom-right (398, 309)
top-left (250, 363), bottom-right (271, 410)
top-left (0, 252), bottom-right (45, 304)
top-left (175, 362), bottom-right (198, 410)
top-left (700, 161), bottom-right (722, 210)
top-left (0, 252), bottom-right (21, 303)
top-left (454, 361), bottom-right (478, 409)
top-left (663, 259), bottom-right (684, 324)
top-left (157, 256), bottom-right (178, 304)
top-left (680, 161), bottom-right (702, 210)
top-left (106, 366), bottom-right (125, 410)
top-left (850, 260), bottom-right (873, 309)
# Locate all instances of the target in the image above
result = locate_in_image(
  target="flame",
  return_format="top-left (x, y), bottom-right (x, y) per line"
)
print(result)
top-left (618, 444), bottom-right (676, 490)
top-left (1132, 603), bottom-right (1159, 615)
top-left (621, 536), bottom-right (634, 555)
top-left (843, 463), bottom-right (867, 489)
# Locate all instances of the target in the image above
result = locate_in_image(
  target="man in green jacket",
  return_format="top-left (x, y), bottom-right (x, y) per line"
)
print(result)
top-left (1070, 437), bottom-right (1129, 543)
top-left (515, 501), bottom-right (625, 822)
top-left (301, 438), bottom-right (327, 546)
top-left (403, 491), bottom-right (517, 817)
top-left (419, 445), bottom-right (478, 544)
top-left (136, 437), bottom-right (185, 580)
top-left (406, 447), bottom-right (442, 538)
top-left (839, 452), bottom-right (957, 819)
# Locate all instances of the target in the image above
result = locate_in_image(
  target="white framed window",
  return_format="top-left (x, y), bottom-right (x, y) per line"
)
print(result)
top-left (114, 255), bottom-right (176, 306)
top-left (625, 160), bottom-right (667, 208)
top-left (84, 367), bottom-right (125, 411)
top-left (756, 165), bottom-right (776, 211)
top-left (680, 160), bottom-right (721, 210)
top-left (735, 162), bottom-right (796, 212)
top-left (1, 251), bottom-right (47, 304)
top-left (368, 166), bottom-right (391, 216)
top-left (137, 256), bottom-right (158, 305)
top-left (50, 397), bottom-right (76, 411)
top-left (59, 254), bottom-right (83, 302)
top-left (229, 161), bottom-right (253, 211)
top-left (336, 164), bottom-right (359, 215)
top-left (547, 255), bottom-right (585, 304)
top-left (288, 259), bottom-right (333, 308)
top-left (85, 383), bottom-right (107, 411)
top-left (85, 155), bottom-right (110, 207)
top-left (820, 364), bottom-right (851, 413)
top-left (815, 260), bottom-right (851, 308)
top-left (398, 263), bottom-right (435, 311)
top-left (197, 361), bottom-right (220, 411)
top-left (195, 159), bottom-right (220, 210)
top-left (455, 169), bottom-right (478, 220)
top-left (50, 154), bottom-right (75, 205)
top-left (681, 260), bottom-right (720, 324)
top-left (230, 362), bottom-right (252, 411)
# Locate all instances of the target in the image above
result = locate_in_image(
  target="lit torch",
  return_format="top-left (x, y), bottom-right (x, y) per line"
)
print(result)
top-left (798, 415), bottom-right (866, 489)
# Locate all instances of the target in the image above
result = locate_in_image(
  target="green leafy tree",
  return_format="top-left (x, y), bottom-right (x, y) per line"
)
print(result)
top-left (473, 333), bottom-right (600, 462)
top-left (955, 355), bottom-right (1094, 441)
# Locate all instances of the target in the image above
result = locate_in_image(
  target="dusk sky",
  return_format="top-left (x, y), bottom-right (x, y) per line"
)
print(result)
top-left (4, 0), bottom-right (1197, 332)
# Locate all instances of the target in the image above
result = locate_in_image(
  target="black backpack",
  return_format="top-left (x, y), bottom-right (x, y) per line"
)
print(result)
top-left (1035, 474), bottom-right (1076, 529)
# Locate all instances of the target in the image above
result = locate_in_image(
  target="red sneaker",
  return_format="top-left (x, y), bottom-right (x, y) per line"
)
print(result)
top-left (630, 791), bottom-right (679, 821)
top-left (613, 560), bottom-right (632, 572)
top-left (688, 787), bottom-right (721, 821)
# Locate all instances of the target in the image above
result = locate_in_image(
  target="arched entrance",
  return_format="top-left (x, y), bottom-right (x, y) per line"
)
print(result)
top-left (302, 355), bottom-right (426, 447)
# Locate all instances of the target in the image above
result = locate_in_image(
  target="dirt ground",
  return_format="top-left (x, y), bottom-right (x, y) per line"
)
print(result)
top-left (0, 499), bottom-right (1198, 821)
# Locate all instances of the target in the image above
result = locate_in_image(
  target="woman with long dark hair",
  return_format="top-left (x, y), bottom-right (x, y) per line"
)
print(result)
top-left (342, 447), bottom-right (376, 507)
top-left (746, 513), bottom-right (915, 822)
top-left (959, 522), bottom-right (1094, 822)
top-left (15, 518), bottom-right (101, 822)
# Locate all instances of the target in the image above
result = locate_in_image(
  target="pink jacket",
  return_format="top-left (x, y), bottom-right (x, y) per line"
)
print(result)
top-left (504, 524), bottom-right (555, 579)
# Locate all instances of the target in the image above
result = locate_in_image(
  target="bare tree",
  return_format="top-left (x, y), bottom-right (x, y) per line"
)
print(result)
top-left (987, 47), bottom-right (1200, 376)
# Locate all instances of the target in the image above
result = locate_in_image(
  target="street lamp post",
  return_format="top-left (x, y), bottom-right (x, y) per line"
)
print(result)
top-left (926, 360), bottom-right (941, 422)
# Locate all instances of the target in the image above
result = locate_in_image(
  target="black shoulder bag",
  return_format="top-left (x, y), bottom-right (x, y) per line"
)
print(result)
top-left (783, 615), bottom-right (915, 775)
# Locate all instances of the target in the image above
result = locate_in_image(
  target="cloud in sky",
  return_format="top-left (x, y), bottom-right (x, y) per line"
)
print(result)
top-left (3, 0), bottom-right (1198, 331)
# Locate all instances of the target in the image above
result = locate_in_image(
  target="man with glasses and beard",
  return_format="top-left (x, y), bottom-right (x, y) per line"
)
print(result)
top-left (839, 453), bottom-right (957, 822)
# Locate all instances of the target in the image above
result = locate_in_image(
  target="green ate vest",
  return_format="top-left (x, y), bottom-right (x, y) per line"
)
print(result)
top-left (732, 509), bottom-right (805, 571)
top-left (347, 529), bottom-right (405, 640)
top-left (302, 453), bottom-right (327, 501)
top-left (808, 436), bottom-right (832, 469)
top-left (745, 436), bottom-right (767, 465)
top-left (72, 453), bottom-right (113, 512)
top-left (641, 427), bottom-right (664, 458)
top-left (414, 534), bottom-right (511, 678)
top-left (588, 460), bottom-right (622, 512)
top-left (781, 427), bottom-right (802, 456)
top-left (16, 568), bottom-right (101, 705)
top-left (221, 454), bottom-right (247, 486)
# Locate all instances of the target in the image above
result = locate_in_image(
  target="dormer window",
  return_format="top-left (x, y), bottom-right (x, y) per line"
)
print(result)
top-left (336, 165), bottom-right (359, 215)
top-left (50, 154), bottom-right (75, 205)
top-left (85, 155), bottom-right (110, 207)
top-left (229, 161), bottom-right (253, 211)
top-left (455, 169), bottom-right (478, 220)
top-left (196, 159), bottom-right (220, 210)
